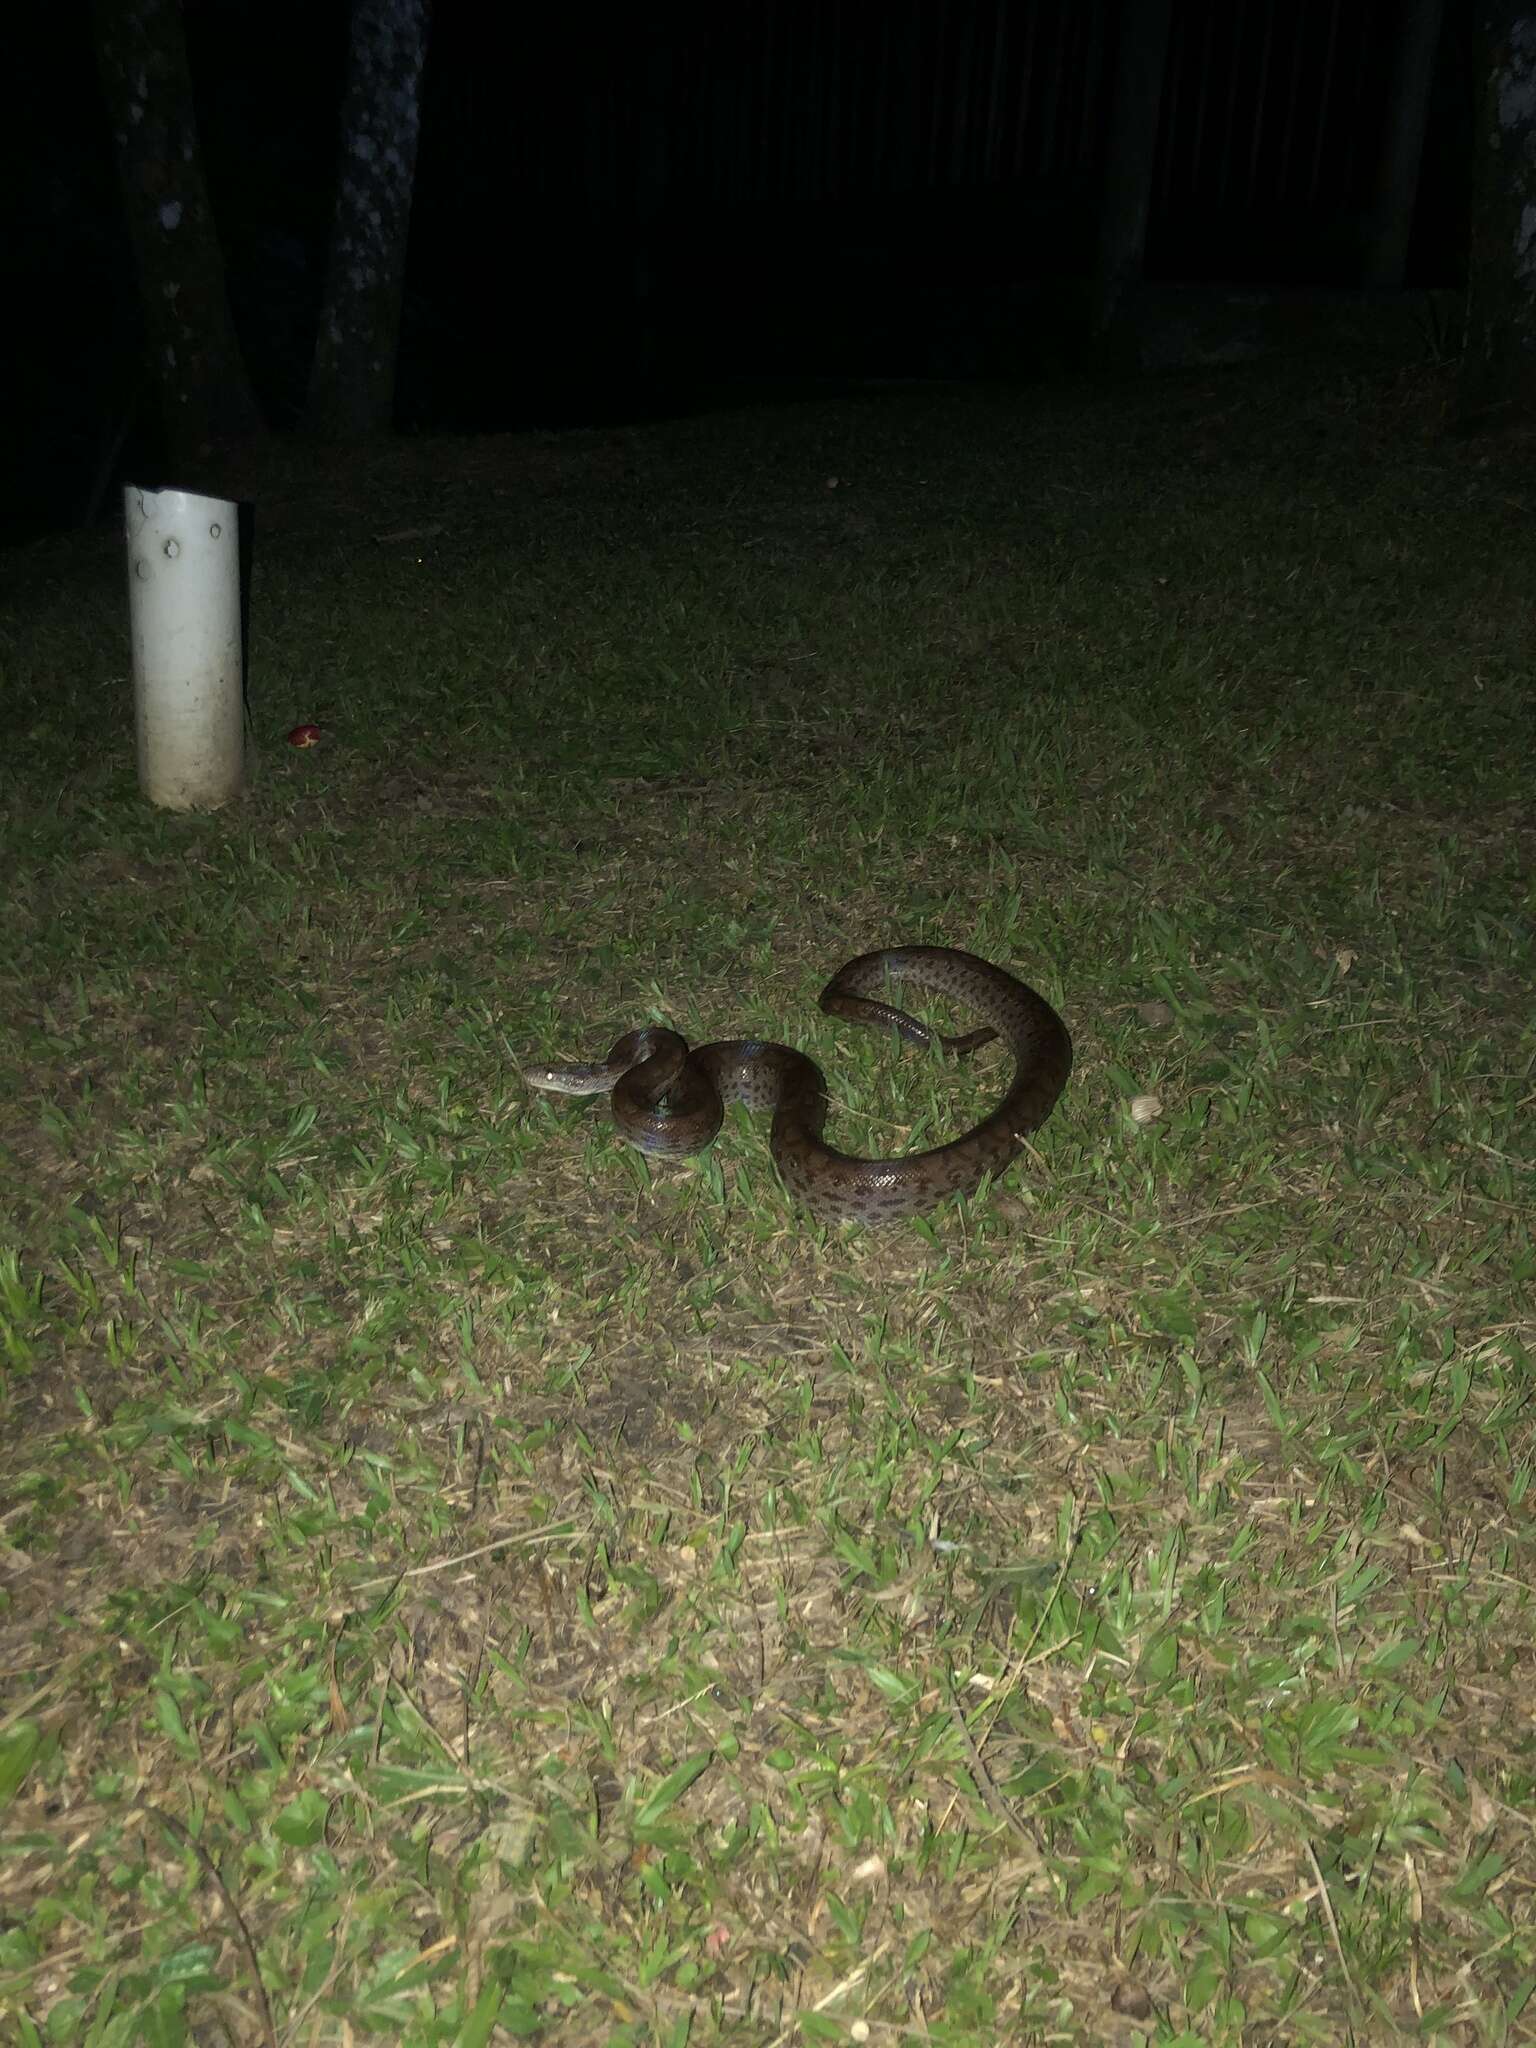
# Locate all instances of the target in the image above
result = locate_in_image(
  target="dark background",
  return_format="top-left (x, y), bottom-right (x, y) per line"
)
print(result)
top-left (7, 0), bottom-right (1474, 541)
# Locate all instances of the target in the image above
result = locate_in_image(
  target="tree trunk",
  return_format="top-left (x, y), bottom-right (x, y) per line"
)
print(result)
top-left (307, 0), bottom-right (432, 440)
top-left (93, 0), bottom-right (265, 476)
top-left (1460, 8), bottom-right (1536, 425)
top-left (1362, 0), bottom-right (1447, 289)
top-left (627, 12), bottom-right (674, 382)
top-left (1093, 0), bottom-right (1175, 338)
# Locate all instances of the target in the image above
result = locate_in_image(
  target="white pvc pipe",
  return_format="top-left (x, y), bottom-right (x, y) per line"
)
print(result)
top-left (125, 484), bottom-right (244, 810)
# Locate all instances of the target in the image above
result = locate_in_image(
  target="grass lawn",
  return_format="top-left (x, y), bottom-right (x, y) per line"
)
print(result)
top-left (2, 361), bottom-right (1534, 2046)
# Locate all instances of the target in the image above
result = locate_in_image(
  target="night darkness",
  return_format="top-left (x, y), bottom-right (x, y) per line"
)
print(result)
top-left (7, 0), bottom-right (1474, 542)
top-left (10, 10), bottom-right (1536, 2037)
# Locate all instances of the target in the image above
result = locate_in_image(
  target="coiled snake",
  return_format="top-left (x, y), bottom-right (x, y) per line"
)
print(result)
top-left (523, 945), bottom-right (1071, 1225)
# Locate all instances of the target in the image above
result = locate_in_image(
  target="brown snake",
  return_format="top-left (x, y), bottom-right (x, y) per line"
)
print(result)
top-left (522, 946), bottom-right (1071, 1225)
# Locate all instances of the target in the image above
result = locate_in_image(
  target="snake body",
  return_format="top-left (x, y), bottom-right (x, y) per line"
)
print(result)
top-left (523, 946), bottom-right (1071, 1225)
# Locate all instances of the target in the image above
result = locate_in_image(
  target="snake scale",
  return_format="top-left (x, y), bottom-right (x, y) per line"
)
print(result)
top-left (523, 946), bottom-right (1071, 1225)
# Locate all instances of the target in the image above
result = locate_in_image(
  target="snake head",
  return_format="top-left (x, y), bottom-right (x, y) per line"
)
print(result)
top-left (521, 1060), bottom-right (614, 1097)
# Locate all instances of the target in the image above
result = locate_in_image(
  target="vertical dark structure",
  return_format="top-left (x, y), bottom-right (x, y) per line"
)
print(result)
top-left (628, 10), bottom-right (675, 380)
top-left (1093, 0), bottom-right (1175, 334)
top-left (1363, 0), bottom-right (1448, 287)
top-left (1461, 4), bottom-right (1536, 422)
top-left (308, 0), bottom-right (431, 439)
top-left (94, 0), bottom-right (264, 471)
